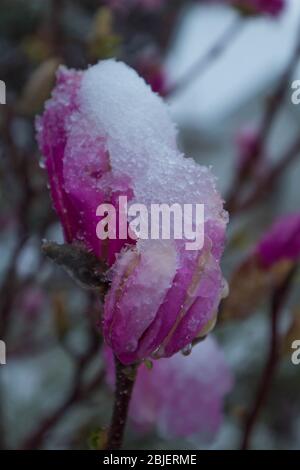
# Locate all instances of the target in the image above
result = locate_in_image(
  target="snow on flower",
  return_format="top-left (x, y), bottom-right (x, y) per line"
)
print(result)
top-left (37, 59), bottom-right (228, 365)
top-left (104, 336), bottom-right (233, 440)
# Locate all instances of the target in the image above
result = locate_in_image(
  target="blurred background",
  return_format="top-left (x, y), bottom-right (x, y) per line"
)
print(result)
top-left (0, 0), bottom-right (300, 450)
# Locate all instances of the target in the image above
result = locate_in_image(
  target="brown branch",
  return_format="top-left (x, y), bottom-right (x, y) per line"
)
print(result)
top-left (105, 356), bottom-right (138, 450)
top-left (241, 266), bottom-right (297, 450)
top-left (236, 134), bottom-right (300, 213)
top-left (227, 18), bottom-right (300, 214)
top-left (166, 16), bottom-right (243, 97)
top-left (50, 0), bottom-right (64, 56)
top-left (21, 331), bottom-right (102, 450)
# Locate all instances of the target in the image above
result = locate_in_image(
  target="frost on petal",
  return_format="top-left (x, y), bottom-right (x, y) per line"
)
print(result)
top-left (104, 240), bottom-right (178, 365)
top-left (37, 60), bottom-right (228, 360)
top-left (136, 233), bottom-right (225, 360)
top-left (36, 66), bottom-right (83, 244)
top-left (79, 59), bottom-right (177, 183)
top-left (81, 61), bottom-right (229, 363)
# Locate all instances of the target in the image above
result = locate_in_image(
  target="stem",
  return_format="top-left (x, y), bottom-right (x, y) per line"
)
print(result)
top-left (22, 370), bottom-right (104, 450)
top-left (236, 134), bottom-right (300, 213)
top-left (227, 17), bottom-right (300, 215)
top-left (166, 16), bottom-right (243, 97)
top-left (105, 356), bottom-right (138, 450)
top-left (0, 236), bottom-right (27, 450)
top-left (241, 267), bottom-right (297, 450)
top-left (51, 0), bottom-right (64, 56)
top-left (22, 329), bottom-right (102, 450)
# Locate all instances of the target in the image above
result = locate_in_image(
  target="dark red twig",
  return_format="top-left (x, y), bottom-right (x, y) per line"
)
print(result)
top-left (105, 356), bottom-right (138, 450)
top-left (166, 16), bottom-right (243, 96)
top-left (236, 134), bottom-right (300, 213)
top-left (227, 19), bottom-right (300, 215)
top-left (241, 266), bottom-right (297, 450)
top-left (21, 331), bottom-right (102, 450)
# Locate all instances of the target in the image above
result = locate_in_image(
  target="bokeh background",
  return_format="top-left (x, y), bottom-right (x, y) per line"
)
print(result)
top-left (0, 0), bottom-right (300, 450)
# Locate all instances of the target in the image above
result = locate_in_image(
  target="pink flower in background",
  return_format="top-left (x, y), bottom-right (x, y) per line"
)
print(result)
top-left (229, 0), bottom-right (285, 16)
top-left (108, 0), bottom-right (285, 15)
top-left (104, 336), bottom-right (233, 440)
top-left (135, 54), bottom-right (167, 95)
top-left (256, 213), bottom-right (300, 269)
top-left (107, 0), bottom-right (165, 11)
top-left (17, 286), bottom-right (46, 320)
top-left (235, 126), bottom-right (269, 177)
top-left (236, 127), bottom-right (261, 172)
top-left (37, 59), bottom-right (228, 365)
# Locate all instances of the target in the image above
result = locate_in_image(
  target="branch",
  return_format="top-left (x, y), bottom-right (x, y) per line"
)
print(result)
top-left (166, 16), bottom-right (243, 96)
top-left (105, 356), bottom-right (138, 450)
top-left (42, 241), bottom-right (109, 294)
top-left (227, 18), bottom-right (300, 214)
top-left (21, 332), bottom-right (103, 450)
top-left (241, 265), bottom-right (297, 450)
top-left (236, 134), bottom-right (300, 213)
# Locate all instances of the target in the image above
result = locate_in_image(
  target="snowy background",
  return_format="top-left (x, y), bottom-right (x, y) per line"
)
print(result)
top-left (0, 0), bottom-right (300, 449)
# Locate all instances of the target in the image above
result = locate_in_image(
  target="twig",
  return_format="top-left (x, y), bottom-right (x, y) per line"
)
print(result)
top-left (21, 331), bottom-right (102, 450)
top-left (166, 16), bottom-right (243, 97)
top-left (0, 237), bottom-right (27, 338)
top-left (105, 356), bottom-right (138, 450)
top-left (42, 241), bottom-right (109, 293)
top-left (241, 266), bottom-right (297, 450)
top-left (0, 234), bottom-right (27, 449)
top-left (227, 17), bottom-right (300, 214)
top-left (51, 0), bottom-right (64, 56)
top-left (236, 133), bottom-right (300, 213)
top-left (21, 370), bottom-right (105, 450)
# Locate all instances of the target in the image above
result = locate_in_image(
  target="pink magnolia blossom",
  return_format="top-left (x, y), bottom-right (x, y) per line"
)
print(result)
top-left (108, 0), bottom-right (285, 16)
top-left (36, 66), bottom-right (136, 266)
top-left (107, 0), bottom-right (165, 11)
top-left (256, 213), bottom-right (300, 269)
top-left (135, 55), bottom-right (167, 95)
top-left (104, 336), bottom-right (233, 440)
top-left (17, 286), bottom-right (46, 320)
top-left (37, 60), bottom-right (228, 365)
top-left (235, 126), bottom-right (269, 178)
top-left (236, 127), bottom-right (261, 172)
top-left (228, 0), bottom-right (285, 16)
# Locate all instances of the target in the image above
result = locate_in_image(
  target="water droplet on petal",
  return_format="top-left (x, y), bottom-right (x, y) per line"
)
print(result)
top-left (181, 343), bottom-right (192, 356)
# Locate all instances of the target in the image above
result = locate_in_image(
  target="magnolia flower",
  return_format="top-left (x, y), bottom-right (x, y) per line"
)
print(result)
top-left (107, 0), bottom-right (165, 11)
top-left (17, 287), bottom-right (46, 320)
top-left (229, 0), bottom-right (285, 16)
top-left (256, 213), bottom-right (300, 269)
top-left (234, 126), bottom-right (269, 180)
top-left (104, 336), bottom-right (233, 440)
top-left (236, 127), bottom-right (261, 172)
top-left (221, 213), bottom-right (299, 321)
top-left (109, 0), bottom-right (285, 17)
top-left (36, 61), bottom-right (177, 265)
top-left (37, 60), bottom-right (228, 365)
top-left (135, 54), bottom-right (167, 95)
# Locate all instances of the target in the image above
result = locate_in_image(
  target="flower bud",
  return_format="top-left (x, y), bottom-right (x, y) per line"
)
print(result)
top-left (37, 60), bottom-right (228, 363)
top-left (256, 213), bottom-right (300, 269)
